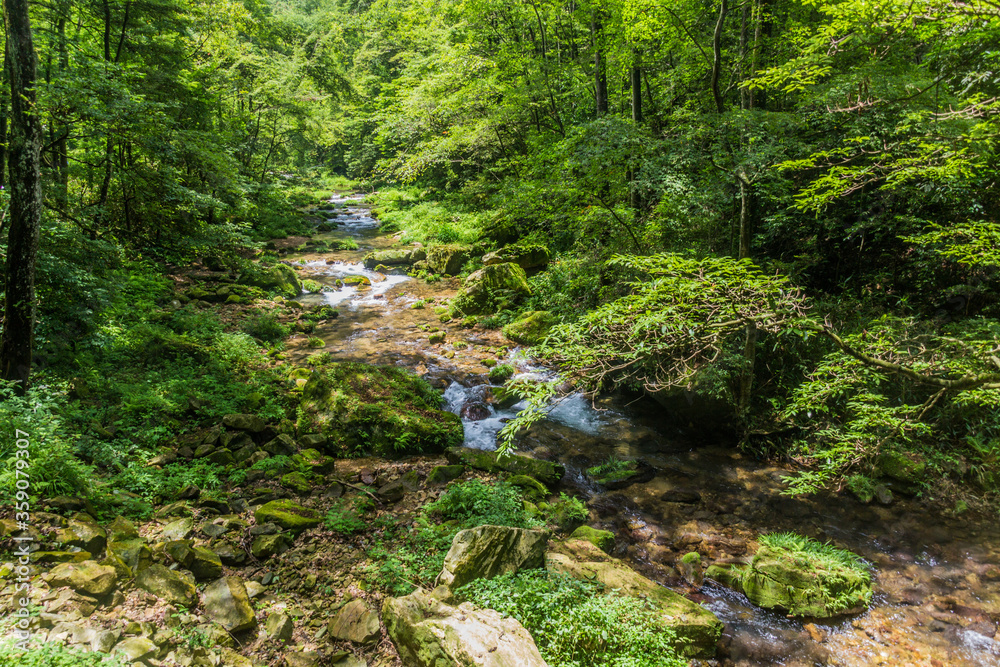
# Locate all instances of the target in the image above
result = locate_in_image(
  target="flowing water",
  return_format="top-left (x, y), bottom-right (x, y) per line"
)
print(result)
top-left (288, 194), bottom-right (1000, 667)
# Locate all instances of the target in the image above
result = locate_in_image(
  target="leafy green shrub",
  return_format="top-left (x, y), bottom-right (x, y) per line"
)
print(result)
top-left (426, 479), bottom-right (539, 529)
top-left (108, 459), bottom-right (223, 503)
top-left (241, 312), bottom-right (289, 344)
top-left (458, 570), bottom-right (685, 667)
top-left (325, 498), bottom-right (368, 535)
top-left (0, 383), bottom-right (93, 500)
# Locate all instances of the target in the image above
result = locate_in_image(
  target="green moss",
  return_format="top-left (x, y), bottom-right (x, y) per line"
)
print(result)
top-left (453, 262), bottom-right (531, 315)
top-left (281, 471), bottom-right (313, 494)
top-left (507, 474), bottom-right (548, 501)
top-left (447, 446), bottom-right (564, 485)
top-left (876, 450), bottom-right (926, 485)
top-left (681, 551), bottom-right (701, 565)
top-left (488, 363), bottom-right (515, 383)
top-left (298, 362), bottom-right (464, 457)
top-left (502, 310), bottom-right (558, 346)
top-left (253, 499), bottom-right (321, 533)
top-left (570, 525), bottom-right (615, 553)
top-left (712, 532), bottom-right (873, 618)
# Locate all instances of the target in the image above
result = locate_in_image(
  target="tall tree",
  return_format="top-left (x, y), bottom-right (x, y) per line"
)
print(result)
top-left (0, 0), bottom-right (42, 389)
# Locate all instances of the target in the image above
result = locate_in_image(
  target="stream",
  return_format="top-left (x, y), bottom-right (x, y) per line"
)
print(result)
top-left (286, 194), bottom-right (1000, 667)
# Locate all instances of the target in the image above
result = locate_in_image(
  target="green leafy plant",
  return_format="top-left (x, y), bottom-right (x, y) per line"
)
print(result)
top-left (241, 312), bottom-right (290, 344)
top-left (325, 498), bottom-right (368, 535)
top-left (458, 570), bottom-right (686, 667)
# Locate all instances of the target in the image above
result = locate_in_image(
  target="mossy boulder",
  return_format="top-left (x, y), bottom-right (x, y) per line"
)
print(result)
top-left (281, 471), bottom-right (313, 494)
top-left (569, 526), bottom-right (614, 554)
top-left (298, 362), bottom-right (464, 457)
top-left (447, 447), bottom-right (564, 486)
top-left (453, 263), bottom-right (531, 316)
top-left (253, 499), bottom-right (321, 534)
top-left (383, 590), bottom-right (547, 667)
top-left (55, 518), bottom-right (107, 555)
top-left (107, 539), bottom-right (152, 574)
top-left (876, 450), bottom-right (926, 493)
top-left (47, 560), bottom-right (117, 597)
top-left (426, 465), bottom-right (465, 485)
top-left (705, 534), bottom-right (873, 618)
top-left (501, 311), bottom-right (557, 346)
top-left (164, 541), bottom-right (224, 581)
top-left (135, 564), bottom-right (197, 606)
top-left (363, 249), bottom-right (414, 269)
top-left (547, 539), bottom-right (722, 658)
top-left (238, 263), bottom-right (301, 298)
top-left (482, 244), bottom-right (550, 271)
top-left (436, 525), bottom-right (549, 591)
top-left (202, 576), bottom-right (257, 633)
top-left (507, 474), bottom-right (548, 501)
top-left (426, 245), bottom-right (472, 275)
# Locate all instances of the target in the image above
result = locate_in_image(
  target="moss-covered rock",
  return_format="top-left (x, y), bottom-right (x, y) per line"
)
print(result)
top-left (426, 245), bottom-right (472, 275)
top-left (238, 263), bottom-right (301, 298)
top-left (446, 447), bottom-right (564, 486)
top-left (705, 533), bottom-right (873, 618)
top-left (507, 474), bottom-right (548, 501)
top-left (135, 564), bottom-right (197, 606)
top-left (482, 244), bottom-right (550, 271)
top-left (876, 450), bottom-right (926, 493)
top-left (298, 362), bottom-right (463, 457)
top-left (363, 249), bottom-right (414, 269)
top-left (501, 311), bottom-right (558, 346)
top-left (586, 458), bottom-right (655, 490)
top-left (281, 471), bottom-right (313, 494)
top-left (436, 525), bottom-right (549, 591)
top-left (426, 465), bottom-right (465, 485)
top-left (203, 576), bottom-right (257, 633)
top-left (253, 499), bottom-right (321, 533)
top-left (547, 539), bottom-right (722, 658)
top-left (453, 263), bottom-right (531, 316)
top-left (569, 526), bottom-right (614, 554)
top-left (383, 590), bottom-right (547, 666)
top-left (46, 560), bottom-right (117, 597)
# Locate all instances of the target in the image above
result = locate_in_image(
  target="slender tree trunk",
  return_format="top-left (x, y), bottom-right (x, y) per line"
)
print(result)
top-left (711, 0), bottom-right (728, 113)
top-left (0, 0), bottom-right (43, 389)
top-left (591, 14), bottom-right (607, 116)
top-left (738, 173), bottom-right (752, 259)
top-left (0, 50), bottom-right (9, 190)
top-left (738, 321), bottom-right (758, 423)
top-left (630, 49), bottom-right (642, 214)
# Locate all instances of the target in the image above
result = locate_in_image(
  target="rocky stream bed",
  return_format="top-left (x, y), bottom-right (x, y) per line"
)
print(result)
top-left (4, 193), bottom-right (1000, 667)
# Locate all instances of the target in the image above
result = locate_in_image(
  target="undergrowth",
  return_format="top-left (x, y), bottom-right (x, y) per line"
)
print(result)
top-left (458, 570), bottom-right (686, 667)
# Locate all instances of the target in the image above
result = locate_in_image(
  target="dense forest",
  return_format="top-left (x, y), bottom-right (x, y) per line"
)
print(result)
top-left (1, 0), bottom-right (1000, 665)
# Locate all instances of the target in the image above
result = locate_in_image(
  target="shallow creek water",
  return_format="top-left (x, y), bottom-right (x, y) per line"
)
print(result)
top-left (289, 195), bottom-right (1000, 667)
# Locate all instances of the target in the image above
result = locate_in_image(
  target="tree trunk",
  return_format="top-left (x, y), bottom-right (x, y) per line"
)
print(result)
top-left (738, 175), bottom-right (751, 259)
top-left (711, 0), bottom-right (728, 113)
top-left (0, 0), bottom-right (43, 390)
top-left (591, 14), bottom-right (607, 116)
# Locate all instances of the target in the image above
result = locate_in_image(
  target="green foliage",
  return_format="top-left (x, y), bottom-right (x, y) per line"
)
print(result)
top-left (458, 570), bottom-right (686, 667)
top-left (109, 460), bottom-right (223, 504)
top-left (0, 638), bottom-right (128, 667)
top-left (757, 533), bottom-right (870, 580)
top-left (241, 312), bottom-right (290, 344)
top-left (488, 363), bottom-right (515, 384)
top-left (586, 456), bottom-right (632, 483)
top-left (364, 480), bottom-right (539, 595)
top-left (426, 479), bottom-right (540, 529)
top-left (369, 189), bottom-right (485, 245)
top-left (325, 498), bottom-right (368, 535)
